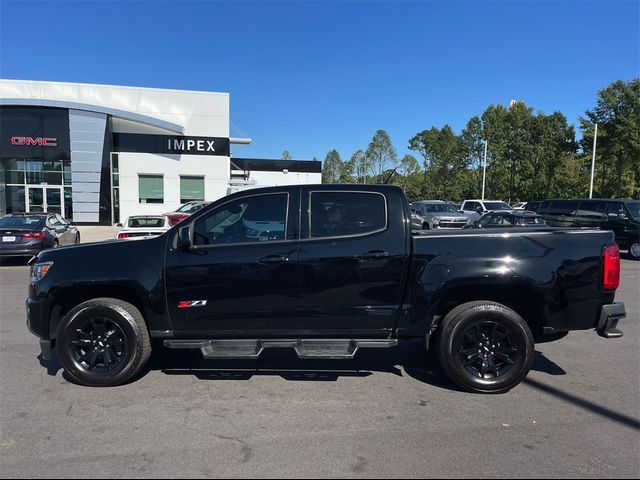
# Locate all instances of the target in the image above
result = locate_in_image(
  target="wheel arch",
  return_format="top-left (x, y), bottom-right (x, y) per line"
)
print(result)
top-left (428, 283), bottom-right (546, 342)
top-left (48, 285), bottom-right (149, 340)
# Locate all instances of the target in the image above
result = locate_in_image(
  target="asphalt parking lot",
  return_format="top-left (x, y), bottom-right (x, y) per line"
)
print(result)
top-left (0, 245), bottom-right (638, 478)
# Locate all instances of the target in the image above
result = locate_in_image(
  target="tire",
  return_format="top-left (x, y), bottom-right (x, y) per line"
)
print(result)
top-left (629, 242), bottom-right (640, 260)
top-left (423, 223), bottom-right (430, 230)
top-left (435, 301), bottom-right (535, 394)
top-left (52, 240), bottom-right (59, 248)
top-left (75, 233), bottom-right (81, 244)
top-left (56, 298), bottom-right (151, 387)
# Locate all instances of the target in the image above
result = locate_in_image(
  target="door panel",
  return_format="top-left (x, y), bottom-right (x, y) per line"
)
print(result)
top-left (46, 188), bottom-right (62, 215)
top-left (165, 188), bottom-right (302, 336)
top-left (296, 189), bottom-right (410, 337)
top-left (28, 188), bottom-right (44, 213)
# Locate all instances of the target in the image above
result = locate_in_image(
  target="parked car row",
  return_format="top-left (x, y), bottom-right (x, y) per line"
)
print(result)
top-left (410, 196), bottom-right (638, 259)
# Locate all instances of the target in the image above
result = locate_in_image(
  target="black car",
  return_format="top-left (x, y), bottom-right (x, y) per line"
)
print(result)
top-left (537, 199), bottom-right (640, 260)
top-left (27, 185), bottom-right (625, 393)
top-left (0, 213), bottom-right (79, 260)
top-left (464, 210), bottom-right (547, 229)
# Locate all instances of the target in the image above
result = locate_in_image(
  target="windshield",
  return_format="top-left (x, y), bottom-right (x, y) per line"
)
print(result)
top-left (626, 202), bottom-right (640, 221)
top-left (484, 202), bottom-right (513, 211)
top-left (0, 216), bottom-right (44, 229)
top-left (176, 203), bottom-right (196, 213)
top-left (127, 217), bottom-right (165, 228)
top-left (423, 204), bottom-right (459, 213)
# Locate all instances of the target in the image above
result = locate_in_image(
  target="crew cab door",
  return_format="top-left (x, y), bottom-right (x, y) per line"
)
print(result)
top-left (296, 188), bottom-right (410, 337)
top-left (164, 188), bottom-right (301, 335)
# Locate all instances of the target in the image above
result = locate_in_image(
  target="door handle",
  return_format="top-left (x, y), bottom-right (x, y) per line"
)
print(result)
top-left (361, 250), bottom-right (392, 259)
top-left (259, 255), bottom-right (290, 264)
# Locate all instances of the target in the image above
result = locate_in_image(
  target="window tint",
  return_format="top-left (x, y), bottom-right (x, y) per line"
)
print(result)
top-left (194, 194), bottom-right (288, 246)
top-left (548, 200), bottom-right (578, 215)
top-left (0, 216), bottom-right (44, 228)
top-left (576, 201), bottom-right (607, 219)
top-left (139, 175), bottom-right (164, 204)
top-left (484, 202), bottom-right (512, 211)
top-left (478, 214), bottom-right (493, 225)
top-left (128, 217), bottom-right (165, 228)
top-left (310, 192), bottom-right (386, 238)
top-left (464, 201), bottom-right (479, 211)
top-left (538, 201), bottom-right (550, 213)
top-left (606, 202), bottom-right (626, 218)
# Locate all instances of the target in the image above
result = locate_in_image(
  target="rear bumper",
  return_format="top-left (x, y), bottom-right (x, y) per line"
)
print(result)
top-left (597, 302), bottom-right (625, 338)
top-left (0, 246), bottom-right (42, 257)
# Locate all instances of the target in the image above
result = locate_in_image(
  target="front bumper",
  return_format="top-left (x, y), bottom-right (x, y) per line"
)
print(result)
top-left (597, 302), bottom-right (625, 338)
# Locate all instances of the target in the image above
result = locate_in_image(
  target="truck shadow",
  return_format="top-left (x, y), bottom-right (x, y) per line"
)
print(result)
top-left (37, 340), bottom-right (566, 392)
top-left (154, 339), bottom-right (566, 390)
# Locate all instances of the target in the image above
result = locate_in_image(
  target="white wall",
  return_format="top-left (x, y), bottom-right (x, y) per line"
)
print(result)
top-left (118, 152), bottom-right (229, 220)
top-left (247, 171), bottom-right (322, 187)
top-left (0, 79), bottom-right (229, 137)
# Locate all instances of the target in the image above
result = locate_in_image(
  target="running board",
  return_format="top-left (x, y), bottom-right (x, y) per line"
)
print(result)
top-left (163, 339), bottom-right (398, 360)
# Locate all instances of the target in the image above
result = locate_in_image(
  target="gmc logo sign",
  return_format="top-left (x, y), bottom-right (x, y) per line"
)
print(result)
top-left (11, 136), bottom-right (58, 147)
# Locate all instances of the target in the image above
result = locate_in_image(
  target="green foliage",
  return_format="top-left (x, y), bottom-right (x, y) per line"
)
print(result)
top-left (318, 79), bottom-right (638, 201)
top-left (321, 149), bottom-right (342, 183)
top-left (281, 150), bottom-right (292, 160)
top-left (580, 79), bottom-right (640, 198)
top-left (366, 130), bottom-right (397, 177)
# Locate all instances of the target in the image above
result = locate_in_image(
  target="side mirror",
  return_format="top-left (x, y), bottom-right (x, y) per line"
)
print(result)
top-left (476, 207), bottom-right (484, 214)
top-left (116, 223), bottom-right (123, 228)
top-left (177, 226), bottom-right (193, 251)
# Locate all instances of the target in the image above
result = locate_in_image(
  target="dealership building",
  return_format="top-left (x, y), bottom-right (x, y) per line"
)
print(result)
top-left (0, 79), bottom-right (321, 224)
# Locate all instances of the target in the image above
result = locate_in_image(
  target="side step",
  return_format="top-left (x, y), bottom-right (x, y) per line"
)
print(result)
top-left (163, 339), bottom-right (398, 360)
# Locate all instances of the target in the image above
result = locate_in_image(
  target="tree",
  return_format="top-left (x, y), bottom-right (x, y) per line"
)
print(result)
top-left (321, 149), bottom-right (342, 183)
top-left (366, 130), bottom-right (397, 179)
top-left (281, 150), bottom-right (292, 160)
top-left (350, 150), bottom-right (369, 183)
top-left (409, 125), bottom-right (465, 200)
top-left (580, 79), bottom-right (640, 198)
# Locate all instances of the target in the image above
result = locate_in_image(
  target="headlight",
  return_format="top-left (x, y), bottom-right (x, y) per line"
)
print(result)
top-left (31, 262), bottom-right (53, 282)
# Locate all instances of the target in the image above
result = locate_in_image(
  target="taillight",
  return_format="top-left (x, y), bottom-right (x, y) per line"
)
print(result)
top-left (23, 232), bottom-right (44, 239)
top-left (118, 232), bottom-right (130, 239)
top-left (603, 244), bottom-right (620, 291)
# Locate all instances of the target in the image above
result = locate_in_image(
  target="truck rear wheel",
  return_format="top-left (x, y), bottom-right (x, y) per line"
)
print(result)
top-left (435, 301), bottom-right (535, 394)
top-left (56, 298), bottom-right (151, 387)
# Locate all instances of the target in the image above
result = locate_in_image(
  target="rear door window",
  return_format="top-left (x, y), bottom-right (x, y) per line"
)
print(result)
top-left (606, 202), bottom-right (626, 218)
top-left (548, 200), bottom-right (578, 215)
top-left (310, 192), bottom-right (386, 238)
top-left (576, 201), bottom-right (607, 219)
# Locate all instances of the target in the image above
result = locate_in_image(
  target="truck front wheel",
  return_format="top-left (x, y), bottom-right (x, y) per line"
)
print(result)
top-left (435, 301), bottom-right (535, 394)
top-left (56, 298), bottom-right (151, 387)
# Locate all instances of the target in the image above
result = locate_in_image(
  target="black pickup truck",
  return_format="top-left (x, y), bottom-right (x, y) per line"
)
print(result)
top-left (27, 185), bottom-right (626, 393)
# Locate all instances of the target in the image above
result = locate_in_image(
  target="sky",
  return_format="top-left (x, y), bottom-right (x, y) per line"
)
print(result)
top-left (1, 0), bottom-right (638, 162)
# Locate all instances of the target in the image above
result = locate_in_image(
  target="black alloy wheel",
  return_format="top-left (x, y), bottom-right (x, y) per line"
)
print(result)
top-left (456, 321), bottom-right (518, 379)
top-left (57, 298), bottom-right (151, 387)
top-left (435, 301), bottom-right (535, 394)
top-left (70, 317), bottom-right (127, 374)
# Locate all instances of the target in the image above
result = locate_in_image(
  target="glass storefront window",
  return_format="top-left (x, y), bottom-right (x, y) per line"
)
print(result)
top-left (180, 176), bottom-right (205, 202)
top-left (5, 186), bottom-right (25, 214)
top-left (139, 175), bottom-right (163, 203)
top-left (64, 187), bottom-right (73, 220)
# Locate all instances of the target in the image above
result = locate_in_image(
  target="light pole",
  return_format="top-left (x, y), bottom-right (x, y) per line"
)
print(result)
top-left (481, 140), bottom-right (488, 200)
top-left (589, 123), bottom-right (598, 199)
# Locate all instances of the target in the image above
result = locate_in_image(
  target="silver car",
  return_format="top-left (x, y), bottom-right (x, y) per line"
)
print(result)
top-left (410, 200), bottom-right (469, 230)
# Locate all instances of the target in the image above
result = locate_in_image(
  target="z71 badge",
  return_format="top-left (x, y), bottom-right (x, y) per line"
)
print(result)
top-left (178, 300), bottom-right (208, 308)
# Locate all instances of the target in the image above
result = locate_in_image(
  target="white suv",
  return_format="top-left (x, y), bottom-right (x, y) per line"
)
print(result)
top-left (460, 199), bottom-right (513, 222)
